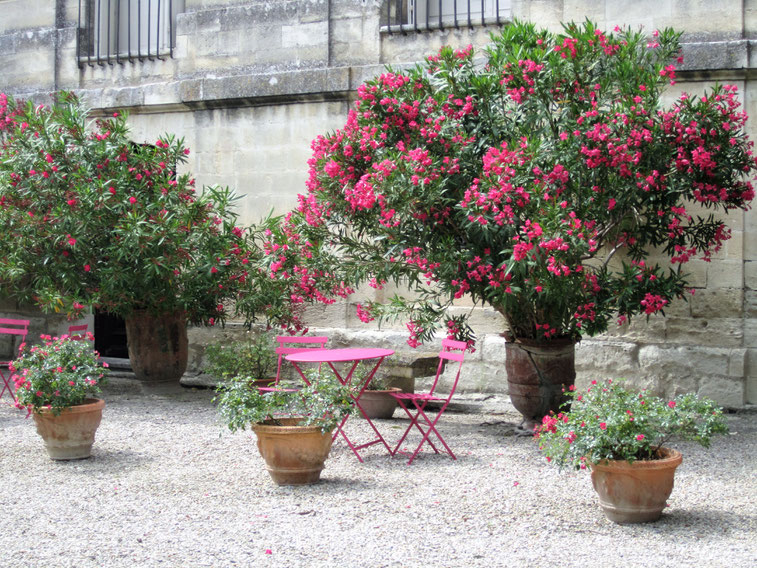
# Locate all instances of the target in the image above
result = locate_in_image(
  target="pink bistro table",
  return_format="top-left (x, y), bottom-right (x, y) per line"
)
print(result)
top-left (285, 347), bottom-right (395, 462)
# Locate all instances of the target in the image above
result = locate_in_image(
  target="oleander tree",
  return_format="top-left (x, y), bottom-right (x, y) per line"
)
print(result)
top-left (0, 92), bottom-right (306, 380)
top-left (263, 19), bottom-right (755, 350)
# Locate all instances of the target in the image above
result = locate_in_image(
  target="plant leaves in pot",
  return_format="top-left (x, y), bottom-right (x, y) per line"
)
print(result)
top-left (535, 379), bottom-right (729, 523)
top-left (214, 371), bottom-right (355, 485)
top-left (204, 332), bottom-right (277, 388)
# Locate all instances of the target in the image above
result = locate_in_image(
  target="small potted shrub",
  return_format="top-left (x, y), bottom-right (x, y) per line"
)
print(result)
top-left (535, 379), bottom-right (729, 523)
top-left (204, 333), bottom-right (276, 388)
top-left (11, 333), bottom-right (110, 460)
top-left (215, 373), bottom-right (354, 485)
top-left (359, 371), bottom-right (401, 420)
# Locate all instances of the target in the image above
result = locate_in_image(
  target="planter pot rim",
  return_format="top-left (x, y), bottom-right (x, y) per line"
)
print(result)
top-left (590, 447), bottom-right (683, 471)
top-left (251, 417), bottom-right (332, 435)
top-left (505, 336), bottom-right (577, 348)
top-left (33, 397), bottom-right (105, 416)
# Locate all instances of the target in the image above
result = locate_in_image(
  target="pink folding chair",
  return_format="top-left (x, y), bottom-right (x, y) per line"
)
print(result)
top-left (274, 335), bottom-right (329, 385)
top-left (67, 324), bottom-right (89, 340)
top-left (0, 318), bottom-right (30, 402)
top-left (390, 338), bottom-right (467, 464)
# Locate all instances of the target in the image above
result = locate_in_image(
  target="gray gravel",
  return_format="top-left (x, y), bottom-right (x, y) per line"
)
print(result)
top-left (1, 377), bottom-right (755, 568)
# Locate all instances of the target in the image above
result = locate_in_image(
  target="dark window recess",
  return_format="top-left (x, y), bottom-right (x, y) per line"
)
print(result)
top-left (382, 0), bottom-right (511, 34)
top-left (94, 310), bottom-right (129, 360)
top-left (77, 0), bottom-right (181, 67)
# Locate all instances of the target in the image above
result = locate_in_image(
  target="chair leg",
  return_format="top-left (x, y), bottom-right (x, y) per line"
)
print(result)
top-left (403, 403), bottom-right (456, 465)
top-left (391, 399), bottom-right (440, 457)
top-left (412, 405), bottom-right (456, 461)
top-left (0, 369), bottom-right (17, 402)
top-left (392, 399), bottom-right (457, 464)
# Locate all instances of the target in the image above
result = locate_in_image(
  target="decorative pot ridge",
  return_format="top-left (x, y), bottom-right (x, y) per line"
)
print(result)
top-left (590, 447), bottom-right (683, 524)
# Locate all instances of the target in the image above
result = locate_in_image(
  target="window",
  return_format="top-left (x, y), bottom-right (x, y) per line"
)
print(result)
top-left (382, 0), bottom-right (511, 33)
top-left (77, 0), bottom-right (184, 66)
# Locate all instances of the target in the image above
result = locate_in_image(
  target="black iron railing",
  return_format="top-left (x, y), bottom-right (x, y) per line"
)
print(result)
top-left (77, 0), bottom-right (176, 67)
top-left (382, 0), bottom-right (511, 34)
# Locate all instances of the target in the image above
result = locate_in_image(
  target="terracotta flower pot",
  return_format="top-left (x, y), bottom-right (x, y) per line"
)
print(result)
top-left (32, 398), bottom-right (105, 460)
top-left (251, 418), bottom-right (334, 485)
top-left (358, 388), bottom-right (401, 419)
top-left (125, 309), bottom-right (188, 383)
top-left (505, 337), bottom-right (576, 432)
top-left (590, 447), bottom-right (683, 524)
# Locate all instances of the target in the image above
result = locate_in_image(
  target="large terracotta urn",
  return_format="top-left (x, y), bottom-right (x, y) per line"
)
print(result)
top-left (251, 418), bottom-right (335, 485)
top-left (125, 309), bottom-right (188, 383)
top-left (505, 337), bottom-right (576, 432)
top-left (590, 447), bottom-right (683, 523)
top-left (32, 398), bottom-right (105, 460)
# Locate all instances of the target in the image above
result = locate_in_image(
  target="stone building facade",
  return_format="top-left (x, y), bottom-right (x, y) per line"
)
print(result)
top-left (1, 0), bottom-right (756, 406)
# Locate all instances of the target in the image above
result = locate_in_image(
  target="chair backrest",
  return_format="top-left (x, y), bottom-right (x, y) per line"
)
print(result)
top-left (67, 324), bottom-right (89, 341)
top-left (275, 335), bottom-right (329, 384)
top-left (0, 318), bottom-right (31, 361)
top-left (427, 338), bottom-right (467, 398)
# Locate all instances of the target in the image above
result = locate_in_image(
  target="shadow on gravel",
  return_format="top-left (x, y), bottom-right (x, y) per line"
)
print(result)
top-left (50, 448), bottom-right (153, 472)
top-left (635, 507), bottom-right (754, 533)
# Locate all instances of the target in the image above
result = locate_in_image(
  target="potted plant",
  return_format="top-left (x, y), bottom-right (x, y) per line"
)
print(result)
top-left (204, 332), bottom-right (277, 388)
top-left (215, 373), bottom-right (354, 485)
top-left (262, 20), bottom-right (756, 430)
top-left (0, 92), bottom-right (269, 383)
top-left (358, 370), bottom-right (401, 420)
top-left (535, 379), bottom-right (729, 523)
top-left (10, 332), bottom-right (110, 460)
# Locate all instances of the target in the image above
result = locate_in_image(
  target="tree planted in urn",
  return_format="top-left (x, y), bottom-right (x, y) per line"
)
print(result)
top-left (263, 20), bottom-right (756, 428)
top-left (0, 92), bottom-right (264, 382)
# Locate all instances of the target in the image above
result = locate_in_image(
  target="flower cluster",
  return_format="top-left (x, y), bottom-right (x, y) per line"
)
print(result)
top-left (275, 19), bottom-right (755, 345)
top-left (11, 333), bottom-right (109, 416)
top-left (535, 379), bottom-right (729, 468)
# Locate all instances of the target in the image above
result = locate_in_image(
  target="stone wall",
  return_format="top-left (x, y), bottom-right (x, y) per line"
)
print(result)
top-left (1, 0), bottom-right (756, 406)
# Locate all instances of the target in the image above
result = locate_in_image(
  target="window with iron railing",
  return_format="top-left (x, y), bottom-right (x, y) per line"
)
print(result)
top-left (77, 0), bottom-right (184, 67)
top-left (382, 0), bottom-right (512, 33)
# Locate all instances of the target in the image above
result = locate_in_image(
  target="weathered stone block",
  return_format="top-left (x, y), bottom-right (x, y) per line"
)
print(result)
top-left (690, 288), bottom-right (744, 319)
top-left (698, 375), bottom-right (744, 408)
top-left (746, 349), bottom-right (757, 404)
top-left (665, 317), bottom-right (743, 347)
top-left (638, 344), bottom-right (734, 377)
top-left (729, 349), bottom-right (747, 377)
top-left (481, 333), bottom-right (507, 364)
top-left (282, 21), bottom-right (328, 48)
top-left (707, 260), bottom-right (744, 288)
top-left (575, 340), bottom-right (639, 376)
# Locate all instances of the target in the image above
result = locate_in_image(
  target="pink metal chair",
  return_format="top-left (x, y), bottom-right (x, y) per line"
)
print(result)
top-left (67, 324), bottom-right (89, 340)
top-left (390, 338), bottom-right (467, 464)
top-left (0, 318), bottom-right (30, 402)
top-left (274, 335), bottom-right (329, 385)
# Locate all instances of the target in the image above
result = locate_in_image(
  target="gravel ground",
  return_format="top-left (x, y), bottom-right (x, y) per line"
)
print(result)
top-left (1, 378), bottom-right (755, 568)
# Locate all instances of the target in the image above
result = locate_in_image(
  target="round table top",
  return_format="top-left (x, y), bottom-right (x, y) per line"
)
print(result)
top-left (285, 347), bottom-right (394, 363)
